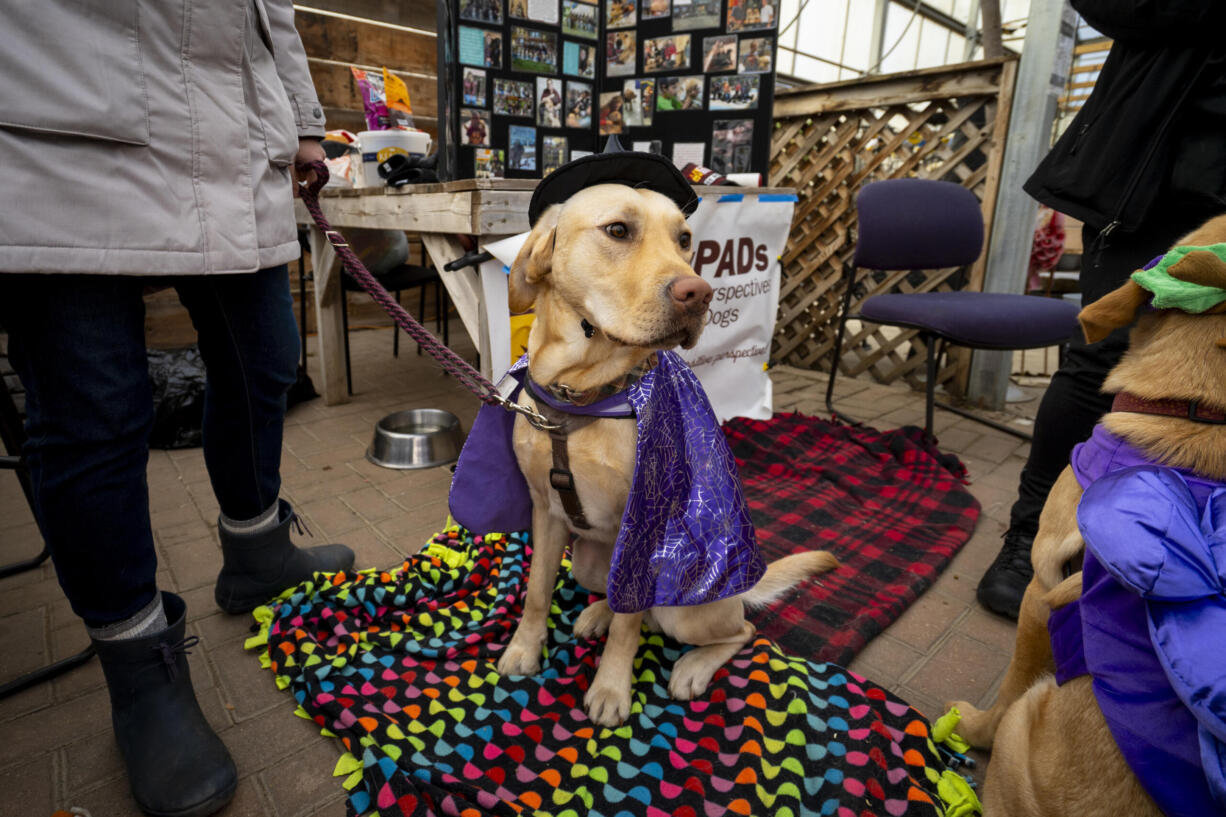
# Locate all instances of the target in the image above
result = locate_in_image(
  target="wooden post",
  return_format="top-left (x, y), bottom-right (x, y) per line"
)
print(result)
top-left (419, 233), bottom-right (496, 379)
top-left (307, 226), bottom-right (350, 406)
top-left (965, 0), bottom-right (1074, 409)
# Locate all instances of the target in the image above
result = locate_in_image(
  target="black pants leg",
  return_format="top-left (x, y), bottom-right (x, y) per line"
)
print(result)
top-left (1005, 218), bottom-right (1197, 535)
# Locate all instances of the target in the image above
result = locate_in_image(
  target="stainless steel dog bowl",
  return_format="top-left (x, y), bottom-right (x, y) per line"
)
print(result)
top-left (365, 409), bottom-right (464, 470)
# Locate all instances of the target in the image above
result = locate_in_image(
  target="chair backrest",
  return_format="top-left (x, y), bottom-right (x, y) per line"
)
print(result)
top-left (853, 179), bottom-right (984, 271)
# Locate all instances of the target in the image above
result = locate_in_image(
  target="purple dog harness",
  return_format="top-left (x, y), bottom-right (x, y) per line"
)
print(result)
top-left (1048, 425), bottom-right (1226, 816)
top-left (449, 351), bottom-right (765, 613)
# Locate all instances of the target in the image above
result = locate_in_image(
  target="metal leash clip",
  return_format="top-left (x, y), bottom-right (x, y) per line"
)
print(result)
top-left (496, 393), bottom-right (564, 432)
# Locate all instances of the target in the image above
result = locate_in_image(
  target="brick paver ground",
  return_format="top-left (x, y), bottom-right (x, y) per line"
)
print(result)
top-left (0, 325), bottom-right (1044, 815)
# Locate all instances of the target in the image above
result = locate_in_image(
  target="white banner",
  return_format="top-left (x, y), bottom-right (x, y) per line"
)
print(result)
top-left (481, 192), bottom-right (795, 420)
top-left (677, 192), bottom-right (795, 421)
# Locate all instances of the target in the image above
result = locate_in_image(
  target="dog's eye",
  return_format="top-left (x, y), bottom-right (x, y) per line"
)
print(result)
top-left (605, 222), bottom-right (629, 239)
top-left (679, 233), bottom-right (692, 250)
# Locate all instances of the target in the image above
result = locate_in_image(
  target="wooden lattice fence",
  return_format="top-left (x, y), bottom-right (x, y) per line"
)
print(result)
top-left (769, 57), bottom-right (1019, 394)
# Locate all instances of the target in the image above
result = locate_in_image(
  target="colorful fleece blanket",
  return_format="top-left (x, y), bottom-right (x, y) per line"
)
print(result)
top-left (725, 414), bottom-right (981, 665)
top-left (249, 527), bottom-right (977, 817)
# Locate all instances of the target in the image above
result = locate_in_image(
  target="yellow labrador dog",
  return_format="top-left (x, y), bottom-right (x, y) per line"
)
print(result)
top-left (494, 181), bottom-right (837, 727)
top-left (947, 213), bottom-right (1226, 816)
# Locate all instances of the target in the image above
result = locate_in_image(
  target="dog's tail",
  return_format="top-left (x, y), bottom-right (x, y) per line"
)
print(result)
top-left (741, 551), bottom-right (839, 610)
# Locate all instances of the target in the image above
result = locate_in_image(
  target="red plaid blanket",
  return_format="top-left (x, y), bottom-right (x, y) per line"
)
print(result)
top-left (725, 413), bottom-right (980, 665)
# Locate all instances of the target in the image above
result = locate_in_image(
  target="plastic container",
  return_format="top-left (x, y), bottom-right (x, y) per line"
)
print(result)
top-left (357, 130), bottom-right (432, 186)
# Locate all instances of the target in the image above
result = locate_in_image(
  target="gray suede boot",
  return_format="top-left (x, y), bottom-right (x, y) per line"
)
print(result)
top-left (214, 499), bottom-right (354, 614)
top-left (93, 592), bottom-right (236, 817)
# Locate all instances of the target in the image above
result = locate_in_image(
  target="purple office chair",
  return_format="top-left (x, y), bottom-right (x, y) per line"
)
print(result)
top-left (824, 179), bottom-right (1081, 440)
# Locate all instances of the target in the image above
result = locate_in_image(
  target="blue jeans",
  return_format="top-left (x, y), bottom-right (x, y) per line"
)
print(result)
top-left (0, 267), bottom-right (299, 627)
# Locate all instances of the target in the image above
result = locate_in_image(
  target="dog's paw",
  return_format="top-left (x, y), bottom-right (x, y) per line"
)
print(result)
top-left (668, 648), bottom-right (719, 700)
top-left (574, 599), bottom-right (614, 640)
top-left (585, 679), bottom-right (633, 727)
top-left (496, 638), bottom-right (545, 677)
top-left (945, 700), bottom-right (996, 748)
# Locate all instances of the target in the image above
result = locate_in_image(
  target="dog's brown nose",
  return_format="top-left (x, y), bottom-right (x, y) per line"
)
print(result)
top-left (670, 276), bottom-right (713, 313)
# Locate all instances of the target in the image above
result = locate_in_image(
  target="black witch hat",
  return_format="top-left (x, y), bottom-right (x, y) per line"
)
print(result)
top-left (527, 136), bottom-right (699, 226)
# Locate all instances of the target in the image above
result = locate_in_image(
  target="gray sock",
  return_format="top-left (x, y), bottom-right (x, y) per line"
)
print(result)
top-left (219, 500), bottom-right (280, 538)
top-left (88, 593), bottom-right (167, 642)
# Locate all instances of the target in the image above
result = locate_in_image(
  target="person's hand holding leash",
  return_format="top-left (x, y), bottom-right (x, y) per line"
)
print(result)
top-left (292, 138), bottom-right (327, 197)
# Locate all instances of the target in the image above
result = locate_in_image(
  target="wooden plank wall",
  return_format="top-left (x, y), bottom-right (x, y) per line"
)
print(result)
top-left (768, 58), bottom-right (1018, 395)
top-left (295, 2), bottom-right (441, 138)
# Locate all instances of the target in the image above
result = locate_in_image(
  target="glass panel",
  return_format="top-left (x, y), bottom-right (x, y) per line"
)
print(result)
top-left (947, 31), bottom-right (967, 63)
top-left (916, 18), bottom-right (950, 69)
top-left (1002, 0), bottom-right (1030, 26)
top-left (881, 1), bottom-right (921, 74)
top-left (794, 54), bottom-right (841, 84)
top-left (841, 0), bottom-right (873, 73)
top-left (803, 0), bottom-right (849, 72)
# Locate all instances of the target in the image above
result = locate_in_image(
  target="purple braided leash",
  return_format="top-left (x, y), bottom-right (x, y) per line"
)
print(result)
top-left (297, 161), bottom-right (561, 429)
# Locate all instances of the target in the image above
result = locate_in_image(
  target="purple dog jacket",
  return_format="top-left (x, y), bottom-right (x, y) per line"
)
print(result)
top-left (448, 351), bottom-right (765, 613)
top-left (1046, 425), bottom-right (1226, 816)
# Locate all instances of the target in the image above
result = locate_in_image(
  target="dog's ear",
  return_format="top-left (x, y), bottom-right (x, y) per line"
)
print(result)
top-left (1166, 249), bottom-right (1226, 290)
top-left (508, 206), bottom-right (559, 313)
top-left (1078, 280), bottom-right (1150, 343)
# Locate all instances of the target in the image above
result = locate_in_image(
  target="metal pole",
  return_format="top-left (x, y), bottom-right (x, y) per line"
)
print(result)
top-left (962, 0), bottom-right (982, 60)
top-left (965, 0), bottom-right (1075, 409)
top-left (866, 0), bottom-right (889, 75)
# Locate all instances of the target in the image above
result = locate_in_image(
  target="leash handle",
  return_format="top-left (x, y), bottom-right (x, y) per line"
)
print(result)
top-left (297, 161), bottom-right (562, 429)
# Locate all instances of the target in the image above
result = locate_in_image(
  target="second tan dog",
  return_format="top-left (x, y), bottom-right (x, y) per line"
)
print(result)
top-left (493, 182), bottom-right (837, 727)
top-left (946, 213), bottom-right (1226, 816)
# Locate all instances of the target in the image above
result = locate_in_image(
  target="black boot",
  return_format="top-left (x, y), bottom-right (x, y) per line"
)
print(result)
top-left (94, 592), bottom-right (237, 817)
top-left (975, 530), bottom-right (1035, 620)
top-left (214, 499), bottom-right (354, 614)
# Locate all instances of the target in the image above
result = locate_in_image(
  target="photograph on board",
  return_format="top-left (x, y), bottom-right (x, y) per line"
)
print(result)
top-left (511, 26), bottom-right (559, 72)
top-left (494, 78), bottom-right (535, 117)
top-left (561, 0), bottom-right (599, 39)
top-left (643, 34), bottom-right (691, 73)
top-left (702, 35), bottom-right (736, 72)
top-left (510, 0), bottom-right (560, 23)
top-left (622, 78), bottom-right (655, 127)
top-left (563, 41), bottom-right (597, 78)
top-left (641, 0), bottom-right (670, 18)
top-left (509, 125), bottom-right (537, 171)
top-left (542, 136), bottom-right (568, 175)
top-left (708, 74), bottom-right (759, 109)
top-left (671, 0), bottom-right (720, 31)
top-left (565, 81), bottom-right (593, 128)
top-left (711, 119), bottom-right (754, 174)
top-left (599, 91), bottom-right (625, 135)
top-left (655, 75), bottom-right (704, 110)
top-left (737, 36), bottom-right (773, 72)
top-left (475, 148), bottom-right (506, 178)
top-left (606, 30), bottom-right (637, 76)
top-left (607, 0), bottom-right (636, 28)
top-left (537, 77), bottom-right (564, 127)
top-left (459, 27), bottom-right (504, 68)
top-left (461, 108), bottom-right (491, 146)
top-left (727, 0), bottom-right (775, 31)
top-left (460, 0), bottom-right (503, 25)
top-left (462, 67), bottom-right (487, 106)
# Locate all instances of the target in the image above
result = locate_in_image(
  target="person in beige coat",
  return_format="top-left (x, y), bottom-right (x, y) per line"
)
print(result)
top-left (0, 3), bottom-right (353, 815)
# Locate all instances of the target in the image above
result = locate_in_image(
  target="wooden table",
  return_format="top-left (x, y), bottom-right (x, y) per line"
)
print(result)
top-left (295, 179), bottom-right (794, 405)
top-left (295, 179), bottom-right (535, 405)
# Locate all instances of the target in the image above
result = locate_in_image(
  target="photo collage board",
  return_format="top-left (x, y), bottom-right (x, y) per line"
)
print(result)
top-left (436, 0), bottom-right (778, 180)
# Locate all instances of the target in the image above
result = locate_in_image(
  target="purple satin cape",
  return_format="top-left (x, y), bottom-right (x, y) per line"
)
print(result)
top-left (1047, 425), bottom-right (1226, 816)
top-left (449, 352), bottom-right (765, 613)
